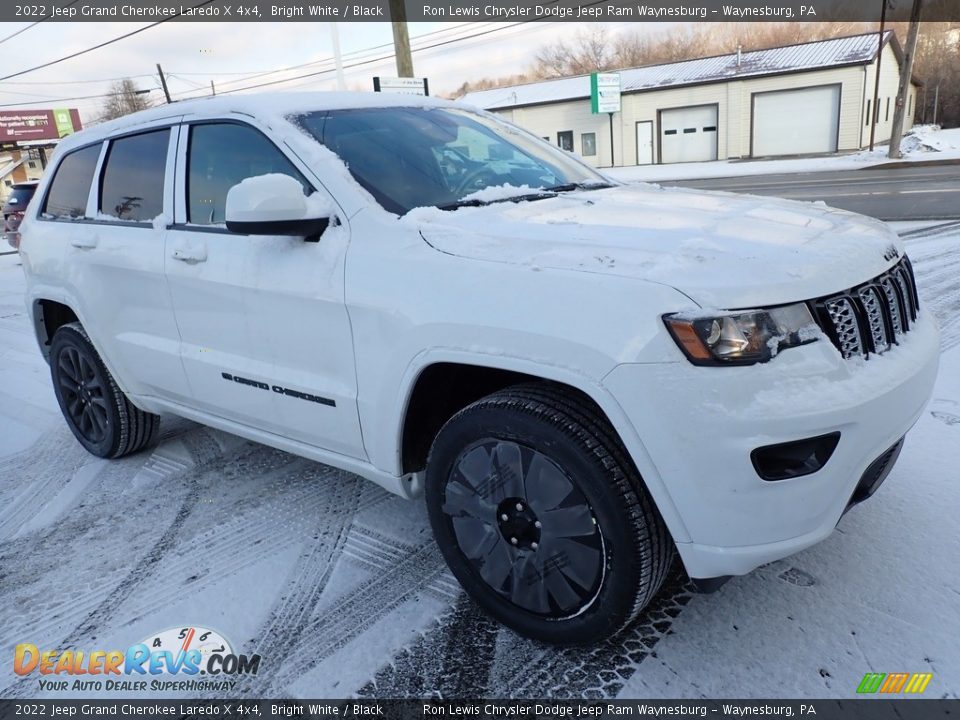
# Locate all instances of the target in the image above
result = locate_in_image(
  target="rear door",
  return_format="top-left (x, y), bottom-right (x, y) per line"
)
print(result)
top-left (33, 122), bottom-right (191, 402)
top-left (164, 117), bottom-right (364, 459)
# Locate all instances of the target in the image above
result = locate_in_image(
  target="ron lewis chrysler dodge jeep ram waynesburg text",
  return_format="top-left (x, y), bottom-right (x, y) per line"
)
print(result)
top-left (18, 93), bottom-right (939, 644)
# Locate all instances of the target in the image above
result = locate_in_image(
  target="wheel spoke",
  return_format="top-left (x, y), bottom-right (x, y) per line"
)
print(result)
top-left (67, 396), bottom-right (81, 417)
top-left (78, 353), bottom-right (96, 382)
top-left (492, 441), bottom-right (525, 501)
top-left (543, 561), bottom-right (583, 612)
top-left (443, 481), bottom-right (496, 520)
top-left (538, 505), bottom-right (597, 538)
top-left (525, 452), bottom-right (574, 512)
top-left (477, 536), bottom-right (515, 591)
top-left (58, 353), bottom-right (79, 382)
top-left (89, 401), bottom-right (108, 433)
top-left (59, 376), bottom-right (80, 395)
top-left (451, 516), bottom-right (498, 560)
top-left (456, 445), bottom-right (493, 492)
top-left (539, 536), bottom-right (602, 592)
top-left (510, 554), bottom-right (550, 614)
top-left (86, 376), bottom-right (103, 392)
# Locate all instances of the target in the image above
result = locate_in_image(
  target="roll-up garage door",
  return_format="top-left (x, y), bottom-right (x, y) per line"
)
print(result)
top-left (752, 85), bottom-right (841, 157)
top-left (660, 105), bottom-right (718, 164)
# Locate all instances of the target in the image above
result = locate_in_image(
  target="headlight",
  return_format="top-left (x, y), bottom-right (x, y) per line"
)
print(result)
top-left (664, 303), bottom-right (819, 366)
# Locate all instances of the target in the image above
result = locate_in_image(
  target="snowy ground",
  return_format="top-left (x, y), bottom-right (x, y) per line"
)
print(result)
top-left (1, 220), bottom-right (959, 700)
top-left (607, 125), bottom-right (960, 183)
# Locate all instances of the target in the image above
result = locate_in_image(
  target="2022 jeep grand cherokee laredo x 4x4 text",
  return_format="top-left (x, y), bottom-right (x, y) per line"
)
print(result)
top-left (18, 93), bottom-right (939, 644)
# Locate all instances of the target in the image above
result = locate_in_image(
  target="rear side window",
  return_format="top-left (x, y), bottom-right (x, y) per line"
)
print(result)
top-left (42, 144), bottom-right (101, 219)
top-left (100, 129), bottom-right (169, 222)
top-left (187, 123), bottom-right (308, 225)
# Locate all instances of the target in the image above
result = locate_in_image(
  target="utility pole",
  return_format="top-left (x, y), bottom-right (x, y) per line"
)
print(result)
top-left (888, 0), bottom-right (923, 159)
top-left (210, 80), bottom-right (216, 96)
top-left (156, 63), bottom-right (172, 104)
top-left (329, 22), bottom-right (346, 90)
top-left (388, 0), bottom-right (414, 77)
top-left (933, 83), bottom-right (940, 125)
top-left (869, 0), bottom-right (888, 152)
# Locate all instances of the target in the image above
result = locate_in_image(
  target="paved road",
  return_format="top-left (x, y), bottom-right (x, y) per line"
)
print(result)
top-left (667, 163), bottom-right (960, 221)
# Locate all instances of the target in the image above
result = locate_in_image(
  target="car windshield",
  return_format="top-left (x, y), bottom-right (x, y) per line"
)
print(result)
top-left (292, 106), bottom-right (610, 215)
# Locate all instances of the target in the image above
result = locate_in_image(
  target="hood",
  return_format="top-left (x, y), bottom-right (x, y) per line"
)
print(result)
top-left (410, 184), bottom-right (903, 309)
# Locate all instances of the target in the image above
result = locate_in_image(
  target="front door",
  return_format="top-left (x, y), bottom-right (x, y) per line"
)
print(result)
top-left (635, 121), bottom-right (654, 165)
top-left (164, 118), bottom-right (365, 459)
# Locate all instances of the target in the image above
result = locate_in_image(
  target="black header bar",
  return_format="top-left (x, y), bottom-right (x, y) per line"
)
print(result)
top-left (4, 0), bottom-right (960, 23)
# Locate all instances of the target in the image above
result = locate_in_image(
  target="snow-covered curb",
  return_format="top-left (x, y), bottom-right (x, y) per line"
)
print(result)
top-left (608, 126), bottom-right (960, 183)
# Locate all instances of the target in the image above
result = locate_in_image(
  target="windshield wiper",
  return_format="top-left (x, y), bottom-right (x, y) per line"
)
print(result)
top-left (436, 191), bottom-right (557, 211)
top-left (543, 181), bottom-right (616, 192)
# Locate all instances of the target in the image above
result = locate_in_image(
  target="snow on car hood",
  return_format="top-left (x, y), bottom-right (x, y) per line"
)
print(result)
top-left (409, 184), bottom-right (904, 309)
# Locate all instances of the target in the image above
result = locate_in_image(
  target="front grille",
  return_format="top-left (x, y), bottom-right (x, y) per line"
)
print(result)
top-left (811, 256), bottom-right (919, 360)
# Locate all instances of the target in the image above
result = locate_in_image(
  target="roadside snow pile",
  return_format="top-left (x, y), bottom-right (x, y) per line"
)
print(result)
top-left (609, 126), bottom-right (960, 183)
top-left (899, 125), bottom-right (960, 154)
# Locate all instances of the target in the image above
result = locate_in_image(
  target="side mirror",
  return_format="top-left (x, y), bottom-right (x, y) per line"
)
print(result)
top-left (225, 173), bottom-right (331, 240)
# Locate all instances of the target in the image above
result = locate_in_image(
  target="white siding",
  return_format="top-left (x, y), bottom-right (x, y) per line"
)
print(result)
top-left (488, 41), bottom-right (917, 167)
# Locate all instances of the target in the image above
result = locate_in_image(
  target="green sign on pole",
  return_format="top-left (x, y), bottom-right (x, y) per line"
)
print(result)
top-left (590, 72), bottom-right (621, 114)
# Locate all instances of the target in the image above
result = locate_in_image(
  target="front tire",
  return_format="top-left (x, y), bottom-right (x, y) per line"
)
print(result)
top-left (50, 322), bottom-right (159, 458)
top-left (425, 383), bottom-right (672, 644)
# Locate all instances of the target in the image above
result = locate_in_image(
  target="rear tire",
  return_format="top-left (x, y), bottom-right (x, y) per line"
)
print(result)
top-left (50, 322), bottom-right (159, 458)
top-left (425, 382), bottom-right (672, 644)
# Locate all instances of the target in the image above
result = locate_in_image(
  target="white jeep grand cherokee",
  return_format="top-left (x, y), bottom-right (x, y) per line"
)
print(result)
top-left (19, 93), bottom-right (939, 644)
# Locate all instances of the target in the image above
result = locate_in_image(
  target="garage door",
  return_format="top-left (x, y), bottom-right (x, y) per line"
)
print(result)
top-left (660, 106), bottom-right (718, 164)
top-left (752, 85), bottom-right (841, 157)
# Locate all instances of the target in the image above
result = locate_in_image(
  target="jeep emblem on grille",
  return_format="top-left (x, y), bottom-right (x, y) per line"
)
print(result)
top-left (883, 245), bottom-right (900, 262)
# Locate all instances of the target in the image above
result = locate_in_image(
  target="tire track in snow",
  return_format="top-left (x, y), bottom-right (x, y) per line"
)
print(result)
top-left (357, 567), bottom-right (694, 699)
top-left (241, 470), bottom-right (362, 697)
top-left (260, 540), bottom-right (447, 693)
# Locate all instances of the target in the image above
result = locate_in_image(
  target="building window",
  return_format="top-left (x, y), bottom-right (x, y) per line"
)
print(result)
top-left (28, 161), bottom-right (37, 169)
top-left (3, 180), bottom-right (12, 187)
top-left (557, 131), bottom-right (573, 152)
top-left (581, 133), bottom-right (597, 156)
top-left (542, 137), bottom-right (549, 142)
top-left (909, 94), bottom-right (913, 115)
top-left (866, 100), bottom-right (871, 126)
top-left (885, 97), bottom-right (891, 122)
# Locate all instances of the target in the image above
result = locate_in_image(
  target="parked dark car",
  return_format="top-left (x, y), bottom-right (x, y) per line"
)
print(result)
top-left (3, 181), bottom-right (38, 249)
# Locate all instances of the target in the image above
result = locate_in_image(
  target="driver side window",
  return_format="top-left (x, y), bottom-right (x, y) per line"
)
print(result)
top-left (187, 122), bottom-right (309, 225)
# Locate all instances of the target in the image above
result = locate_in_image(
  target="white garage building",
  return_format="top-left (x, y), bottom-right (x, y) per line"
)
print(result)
top-left (460, 31), bottom-right (920, 167)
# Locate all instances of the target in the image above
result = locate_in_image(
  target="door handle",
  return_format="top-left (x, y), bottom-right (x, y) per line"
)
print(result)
top-left (70, 234), bottom-right (98, 249)
top-left (171, 245), bottom-right (207, 264)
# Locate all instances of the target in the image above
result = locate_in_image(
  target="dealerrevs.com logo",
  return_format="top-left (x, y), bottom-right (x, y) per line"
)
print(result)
top-left (13, 626), bottom-right (261, 693)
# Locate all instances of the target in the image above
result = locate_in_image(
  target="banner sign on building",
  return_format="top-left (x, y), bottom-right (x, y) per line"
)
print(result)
top-left (373, 77), bottom-right (429, 96)
top-left (0, 109), bottom-right (83, 142)
top-left (590, 73), bottom-right (621, 114)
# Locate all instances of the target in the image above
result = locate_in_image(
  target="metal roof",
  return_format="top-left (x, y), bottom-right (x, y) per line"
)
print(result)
top-left (461, 32), bottom-right (895, 110)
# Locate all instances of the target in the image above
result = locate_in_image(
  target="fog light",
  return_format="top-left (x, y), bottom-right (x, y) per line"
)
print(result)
top-left (751, 432), bottom-right (840, 481)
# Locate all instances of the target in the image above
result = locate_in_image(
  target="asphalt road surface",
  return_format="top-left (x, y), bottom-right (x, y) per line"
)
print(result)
top-left (668, 163), bottom-right (960, 222)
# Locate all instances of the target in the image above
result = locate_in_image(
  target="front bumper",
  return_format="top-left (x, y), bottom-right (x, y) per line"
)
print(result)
top-left (602, 311), bottom-right (940, 580)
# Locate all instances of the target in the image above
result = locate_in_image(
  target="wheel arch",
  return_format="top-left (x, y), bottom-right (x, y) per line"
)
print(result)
top-left (32, 298), bottom-right (80, 362)
top-left (394, 353), bottom-right (691, 544)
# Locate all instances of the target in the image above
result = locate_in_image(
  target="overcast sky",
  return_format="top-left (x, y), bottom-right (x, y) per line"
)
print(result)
top-left (0, 21), bottom-right (640, 122)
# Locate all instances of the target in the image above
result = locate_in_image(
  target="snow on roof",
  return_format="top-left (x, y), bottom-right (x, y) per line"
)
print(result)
top-left (55, 91), bottom-right (458, 153)
top-left (460, 32), bottom-right (895, 111)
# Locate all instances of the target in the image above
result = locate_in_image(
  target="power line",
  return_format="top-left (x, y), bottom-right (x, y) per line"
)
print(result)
top-left (167, 21), bottom-right (506, 97)
top-left (0, 0), bottom-right (217, 82)
top-left (171, 21), bottom-right (534, 101)
top-left (0, 73), bottom-right (156, 86)
top-left (0, 0), bottom-right (80, 48)
top-left (0, 88), bottom-right (156, 108)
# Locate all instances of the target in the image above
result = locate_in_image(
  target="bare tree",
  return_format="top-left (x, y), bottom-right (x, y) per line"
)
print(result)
top-left (97, 78), bottom-right (151, 122)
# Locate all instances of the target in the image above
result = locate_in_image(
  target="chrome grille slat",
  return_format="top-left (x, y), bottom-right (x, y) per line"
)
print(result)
top-left (825, 297), bottom-right (863, 359)
top-left (880, 277), bottom-right (905, 334)
top-left (814, 256), bottom-right (918, 361)
top-left (858, 286), bottom-right (890, 353)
